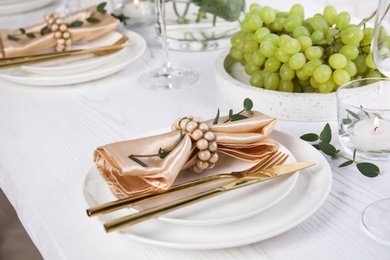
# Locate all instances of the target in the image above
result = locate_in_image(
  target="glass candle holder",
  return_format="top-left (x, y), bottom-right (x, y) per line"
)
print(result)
top-left (111, 0), bottom-right (155, 27)
top-left (337, 78), bottom-right (390, 160)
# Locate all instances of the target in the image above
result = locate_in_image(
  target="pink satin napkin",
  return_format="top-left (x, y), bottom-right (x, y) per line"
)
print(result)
top-left (94, 111), bottom-right (278, 198)
top-left (0, 5), bottom-right (120, 57)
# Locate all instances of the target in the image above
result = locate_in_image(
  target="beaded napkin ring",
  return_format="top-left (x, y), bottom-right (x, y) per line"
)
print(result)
top-left (172, 117), bottom-right (219, 173)
top-left (45, 13), bottom-right (72, 52)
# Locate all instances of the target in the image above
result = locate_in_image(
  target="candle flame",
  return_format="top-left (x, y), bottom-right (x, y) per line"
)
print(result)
top-left (134, 0), bottom-right (139, 7)
top-left (373, 116), bottom-right (380, 133)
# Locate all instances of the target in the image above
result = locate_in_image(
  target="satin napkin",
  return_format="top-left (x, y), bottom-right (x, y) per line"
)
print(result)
top-left (0, 5), bottom-right (120, 57)
top-left (94, 111), bottom-right (278, 198)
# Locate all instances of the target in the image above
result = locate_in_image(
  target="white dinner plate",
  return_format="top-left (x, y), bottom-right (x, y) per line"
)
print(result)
top-left (0, 0), bottom-right (55, 14)
top-left (20, 31), bottom-right (126, 76)
top-left (83, 130), bottom-right (332, 249)
top-left (85, 140), bottom-right (298, 226)
top-left (0, 30), bottom-right (146, 86)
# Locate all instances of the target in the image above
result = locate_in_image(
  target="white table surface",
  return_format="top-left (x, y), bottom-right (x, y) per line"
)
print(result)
top-left (0, 0), bottom-right (389, 259)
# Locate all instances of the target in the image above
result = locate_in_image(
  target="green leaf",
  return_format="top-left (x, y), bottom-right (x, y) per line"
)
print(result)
top-left (19, 28), bottom-right (26, 34)
top-left (319, 123), bottom-right (332, 143)
top-left (300, 133), bottom-right (319, 142)
top-left (319, 141), bottom-right (338, 156)
top-left (339, 160), bottom-right (353, 167)
top-left (40, 25), bottom-right (48, 35)
top-left (175, 130), bottom-right (183, 146)
top-left (26, 33), bottom-right (36, 39)
top-left (346, 109), bottom-right (360, 120)
top-left (229, 109), bottom-right (233, 118)
top-left (230, 114), bottom-right (248, 121)
top-left (158, 148), bottom-right (170, 159)
top-left (373, 113), bottom-right (383, 119)
top-left (86, 17), bottom-right (101, 24)
top-left (356, 162), bottom-right (380, 177)
top-left (128, 155), bottom-right (148, 167)
top-left (97, 2), bottom-right (107, 13)
top-left (313, 144), bottom-right (320, 150)
top-left (110, 13), bottom-right (129, 23)
top-left (213, 108), bottom-right (220, 125)
top-left (353, 149), bottom-right (356, 160)
top-left (243, 98), bottom-right (253, 114)
top-left (70, 21), bottom-right (84, 27)
top-left (342, 118), bottom-right (352, 125)
top-left (7, 34), bottom-right (20, 41)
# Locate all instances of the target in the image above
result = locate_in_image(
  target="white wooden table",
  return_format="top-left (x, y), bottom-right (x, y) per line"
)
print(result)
top-left (0, 0), bottom-right (389, 259)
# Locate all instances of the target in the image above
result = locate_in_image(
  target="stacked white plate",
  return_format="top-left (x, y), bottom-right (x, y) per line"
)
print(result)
top-left (83, 129), bottom-right (332, 249)
top-left (0, 0), bottom-right (56, 15)
top-left (0, 30), bottom-right (146, 86)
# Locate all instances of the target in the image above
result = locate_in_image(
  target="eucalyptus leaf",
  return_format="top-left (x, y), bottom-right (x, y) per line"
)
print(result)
top-left (158, 148), bottom-right (170, 159)
top-left (373, 113), bottom-right (383, 119)
top-left (26, 33), bottom-right (36, 39)
top-left (70, 21), bottom-right (84, 27)
top-left (318, 141), bottom-right (337, 156)
top-left (97, 2), bottom-right (107, 13)
top-left (312, 144), bottom-right (320, 150)
top-left (319, 123), bottom-right (332, 143)
top-left (339, 160), bottom-right (353, 167)
top-left (213, 108), bottom-right (220, 125)
top-left (19, 28), bottom-right (26, 34)
top-left (230, 114), bottom-right (248, 121)
top-left (7, 35), bottom-right (20, 41)
top-left (40, 25), bottom-right (48, 35)
top-left (353, 149), bottom-right (356, 160)
top-left (229, 109), bottom-right (233, 118)
top-left (346, 109), bottom-right (360, 120)
top-left (111, 13), bottom-right (129, 23)
top-left (342, 118), bottom-right (352, 125)
top-left (86, 17), bottom-right (101, 24)
top-left (128, 155), bottom-right (148, 167)
top-left (356, 162), bottom-right (380, 177)
top-left (300, 133), bottom-right (319, 142)
top-left (243, 98), bottom-right (253, 114)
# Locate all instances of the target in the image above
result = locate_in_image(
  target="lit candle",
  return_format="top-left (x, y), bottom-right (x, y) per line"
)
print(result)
top-left (123, 0), bottom-right (154, 20)
top-left (350, 117), bottom-right (390, 150)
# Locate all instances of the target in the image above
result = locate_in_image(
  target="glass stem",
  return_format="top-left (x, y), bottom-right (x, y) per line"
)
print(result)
top-left (157, 0), bottom-right (172, 74)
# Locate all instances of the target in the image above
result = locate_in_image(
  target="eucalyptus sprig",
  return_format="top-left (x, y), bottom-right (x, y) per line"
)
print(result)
top-left (7, 2), bottom-right (108, 42)
top-left (213, 98), bottom-right (254, 124)
top-left (300, 123), bottom-right (380, 177)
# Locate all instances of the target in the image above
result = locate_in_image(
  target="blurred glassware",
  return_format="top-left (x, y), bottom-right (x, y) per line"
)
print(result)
top-left (111, 0), bottom-right (155, 28)
top-left (56, 0), bottom-right (80, 16)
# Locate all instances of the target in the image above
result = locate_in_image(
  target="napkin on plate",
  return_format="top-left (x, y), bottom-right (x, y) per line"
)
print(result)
top-left (0, 4), bottom-right (120, 57)
top-left (94, 111), bottom-right (278, 198)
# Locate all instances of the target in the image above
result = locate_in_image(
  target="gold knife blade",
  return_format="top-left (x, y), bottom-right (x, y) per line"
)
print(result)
top-left (104, 161), bottom-right (315, 232)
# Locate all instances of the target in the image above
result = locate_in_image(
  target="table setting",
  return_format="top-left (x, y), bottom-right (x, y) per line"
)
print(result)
top-left (0, 0), bottom-right (389, 259)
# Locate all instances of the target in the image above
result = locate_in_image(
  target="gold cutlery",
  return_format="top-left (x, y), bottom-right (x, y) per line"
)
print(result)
top-left (86, 150), bottom-right (288, 217)
top-left (0, 35), bottom-right (132, 70)
top-left (104, 161), bottom-right (315, 232)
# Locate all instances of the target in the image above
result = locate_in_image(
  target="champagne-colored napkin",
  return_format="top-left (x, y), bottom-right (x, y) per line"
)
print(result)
top-left (94, 111), bottom-right (278, 198)
top-left (0, 5), bottom-right (120, 57)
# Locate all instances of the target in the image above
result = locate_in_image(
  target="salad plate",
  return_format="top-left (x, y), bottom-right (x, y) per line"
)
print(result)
top-left (84, 140), bottom-right (298, 226)
top-left (83, 130), bottom-right (332, 249)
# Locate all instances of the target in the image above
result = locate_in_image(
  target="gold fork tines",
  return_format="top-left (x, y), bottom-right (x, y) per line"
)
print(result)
top-left (86, 151), bottom-right (288, 217)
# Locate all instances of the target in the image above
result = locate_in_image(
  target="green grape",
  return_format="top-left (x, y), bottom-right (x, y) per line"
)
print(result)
top-left (293, 79), bottom-right (303, 92)
top-left (297, 36), bottom-right (312, 51)
top-left (302, 19), bottom-right (314, 34)
top-left (270, 17), bottom-right (286, 32)
top-left (366, 70), bottom-right (383, 78)
top-left (250, 70), bottom-right (265, 87)
top-left (242, 40), bottom-right (258, 54)
top-left (278, 79), bottom-right (294, 92)
top-left (247, 14), bottom-right (264, 31)
top-left (264, 57), bottom-right (281, 72)
top-left (313, 64), bottom-right (332, 83)
top-left (318, 77), bottom-right (336, 93)
top-left (310, 76), bottom-right (320, 88)
top-left (323, 5), bottom-right (337, 26)
top-left (249, 3), bottom-right (262, 15)
top-left (289, 3), bottom-right (304, 19)
top-left (303, 59), bottom-right (322, 76)
top-left (284, 15), bottom-right (303, 32)
top-left (229, 47), bottom-right (243, 61)
top-left (303, 84), bottom-right (315, 92)
top-left (279, 63), bottom-right (295, 81)
top-left (336, 11), bottom-right (350, 29)
top-left (309, 14), bottom-right (329, 32)
top-left (260, 6), bottom-right (276, 24)
top-left (296, 68), bottom-right (309, 80)
top-left (305, 46), bottom-right (323, 60)
top-left (298, 78), bottom-right (311, 87)
top-left (281, 37), bottom-right (301, 54)
top-left (245, 62), bottom-right (260, 75)
top-left (362, 27), bottom-right (373, 46)
top-left (293, 26), bottom-right (311, 38)
top-left (277, 34), bottom-right (291, 46)
top-left (251, 50), bottom-right (267, 66)
top-left (365, 53), bottom-right (376, 69)
top-left (332, 69), bottom-right (350, 86)
top-left (244, 32), bottom-right (255, 41)
top-left (260, 40), bottom-right (277, 57)
top-left (264, 33), bottom-right (279, 45)
top-left (264, 72), bottom-right (280, 90)
top-left (275, 47), bottom-right (291, 63)
top-left (329, 53), bottom-right (347, 69)
top-left (244, 53), bottom-right (253, 63)
top-left (289, 52), bottom-right (306, 70)
top-left (339, 44), bottom-right (359, 60)
top-left (354, 54), bottom-right (368, 74)
top-left (311, 30), bottom-right (325, 44)
top-left (343, 60), bottom-right (357, 77)
top-left (340, 27), bottom-right (364, 45)
top-left (276, 11), bottom-right (289, 18)
top-left (230, 32), bottom-right (245, 47)
top-left (240, 20), bottom-right (254, 33)
top-left (254, 27), bottom-right (270, 43)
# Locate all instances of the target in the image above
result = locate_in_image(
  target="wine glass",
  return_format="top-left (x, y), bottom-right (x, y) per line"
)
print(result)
top-left (361, 0), bottom-right (390, 246)
top-left (139, 0), bottom-right (198, 89)
top-left (55, 0), bottom-right (80, 16)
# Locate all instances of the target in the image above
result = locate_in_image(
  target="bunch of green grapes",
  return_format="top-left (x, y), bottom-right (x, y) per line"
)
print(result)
top-left (229, 3), bottom-right (383, 93)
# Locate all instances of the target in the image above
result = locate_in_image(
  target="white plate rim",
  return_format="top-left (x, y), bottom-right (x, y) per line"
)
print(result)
top-left (84, 130), bottom-right (332, 249)
top-left (0, 30), bottom-right (146, 86)
top-left (0, 0), bottom-right (55, 14)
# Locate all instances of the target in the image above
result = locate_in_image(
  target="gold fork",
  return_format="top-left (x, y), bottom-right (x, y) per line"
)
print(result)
top-left (0, 35), bottom-right (131, 69)
top-left (86, 151), bottom-right (288, 217)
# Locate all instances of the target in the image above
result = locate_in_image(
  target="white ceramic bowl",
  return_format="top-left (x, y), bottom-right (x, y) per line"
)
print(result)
top-left (215, 50), bottom-right (337, 121)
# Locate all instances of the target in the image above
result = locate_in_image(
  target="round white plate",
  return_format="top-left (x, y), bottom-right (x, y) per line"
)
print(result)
top-left (85, 141), bottom-right (298, 226)
top-left (84, 130), bottom-right (332, 249)
top-left (0, 0), bottom-right (55, 14)
top-left (20, 31), bottom-right (126, 76)
top-left (0, 30), bottom-right (146, 86)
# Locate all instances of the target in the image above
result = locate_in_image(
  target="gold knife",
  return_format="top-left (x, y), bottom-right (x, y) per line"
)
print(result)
top-left (104, 161), bottom-right (315, 232)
